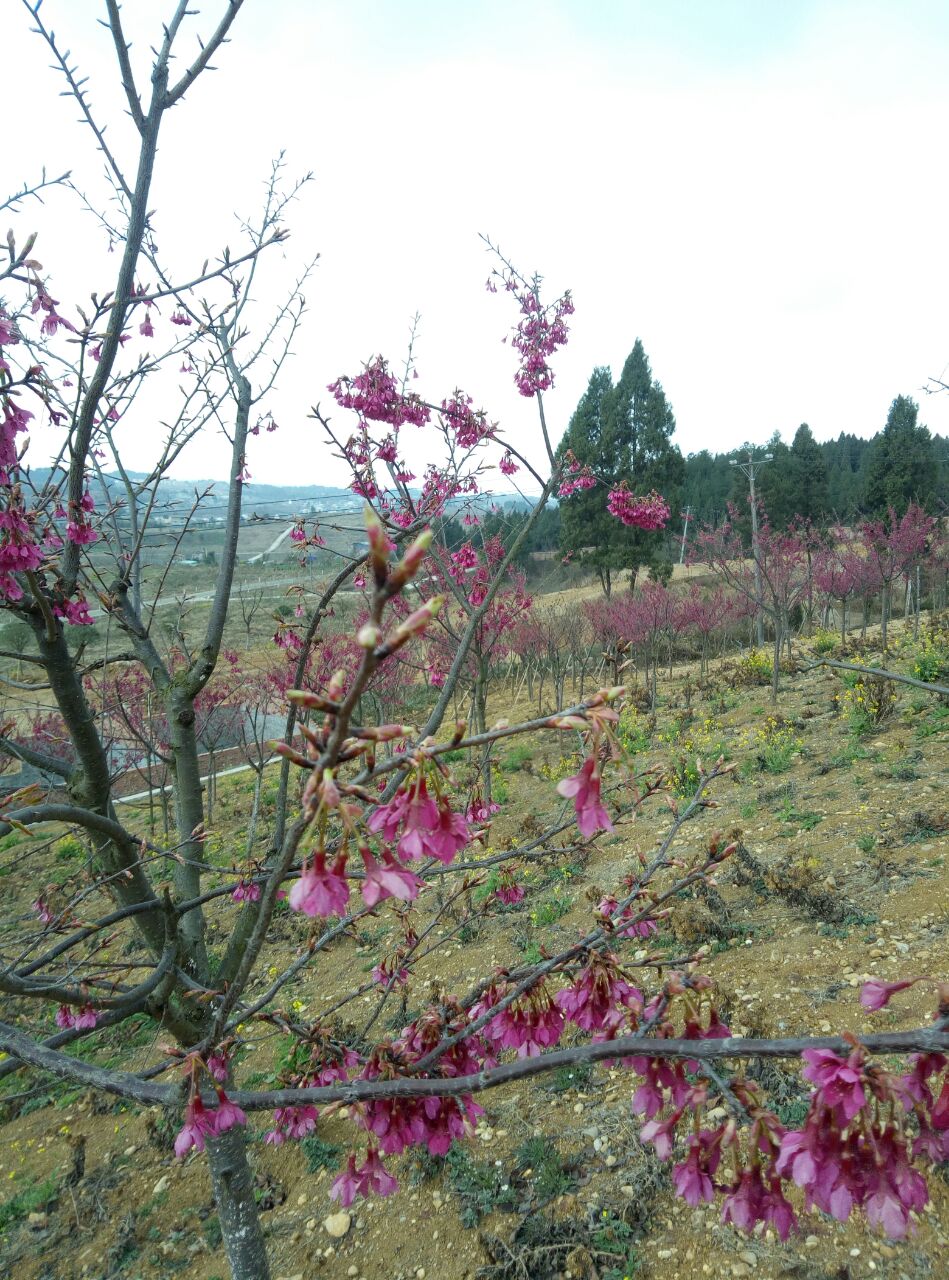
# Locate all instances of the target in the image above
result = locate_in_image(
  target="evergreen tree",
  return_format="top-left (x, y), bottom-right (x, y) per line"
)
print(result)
top-left (864, 396), bottom-right (937, 516)
top-left (558, 342), bottom-right (683, 593)
top-left (682, 450), bottom-right (734, 527)
top-left (558, 367), bottom-right (622, 592)
top-left (751, 432), bottom-right (795, 529)
top-left (789, 423), bottom-right (828, 524)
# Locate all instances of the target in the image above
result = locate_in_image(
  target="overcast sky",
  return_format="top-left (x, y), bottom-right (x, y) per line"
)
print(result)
top-left (5, 1), bottom-right (949, 487)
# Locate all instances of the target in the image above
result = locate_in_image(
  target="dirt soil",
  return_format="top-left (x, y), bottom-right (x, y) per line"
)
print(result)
top-left (1, 618), bottom-right (947, 1280)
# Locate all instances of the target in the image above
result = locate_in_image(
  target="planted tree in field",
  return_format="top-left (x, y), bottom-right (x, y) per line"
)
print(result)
top-left (859, 505), bottom-right (935, 649)
top-left (678, 583), bottom-right (739, 674)
top-left (695, 506), bottom-right (810, 700)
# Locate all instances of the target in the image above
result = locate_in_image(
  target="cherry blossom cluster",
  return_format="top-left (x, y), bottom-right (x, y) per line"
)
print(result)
top-left (0, 263), bottom-right (200, 618)
top-left (55, 1003), bottom-right (100, 1030)
top-left (634, 981), bottom-right (949, 1240)
top-left (329, 356), bottom-right (430, 430)
top-left (606, 485), bottom-right (671, 530)
top-left (289, 519), bottom-right (327, 553)
top-left (487, 267), bottom-right (575, 397)
top-left (169, 1052), bottom-right (248, 1158)
top-left (261, 1032), bottom-right (359, 1147)
top-left (440, 392), bottom-right (496, 450)
top-left (557, 448), bottom-right (597, 497)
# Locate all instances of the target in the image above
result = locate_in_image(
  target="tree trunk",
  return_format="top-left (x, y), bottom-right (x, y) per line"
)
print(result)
top-left (245, 768), bottom-right (264, 859)
top-left (206, 1125), bottom-right (272, 1280)
top-left (771, 623), bottom-right (782, 704)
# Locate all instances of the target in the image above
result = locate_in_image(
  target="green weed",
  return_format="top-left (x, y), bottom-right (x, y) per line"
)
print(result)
top-left (0, 1173), bottom-right (59, 1234)
top-left (301, 1136), bottom-right (342, 1173)
top-left (500, 743), bottom-right (534, 773)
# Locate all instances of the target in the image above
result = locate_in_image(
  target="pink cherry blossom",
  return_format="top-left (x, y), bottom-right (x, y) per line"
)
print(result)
top-left (672, 1129), bottom-right (724, 1206)
top-left (231, 878), bottom-right (261, 903)
top-left (174, 1096), bottom-right (218, 1157)
top-left (360, 848), bottom-right (423, 907)
top-left (557, 755), bottom-right (614, 838)
top-left (860, 977), bottom-right (920, 1011)
top-left (802, 1047), bottom-right (867, 1124)
top-left (265, 1104), bottom-right (319, 1145)
top-left (330, 1146), bottom-right (399, 1206)
top-left (212, 1089), bottom-right (247, 1135)
top-left (289, 851), bottom-right (350, 917)
top-left (606, 486), bottom-right (671, 530)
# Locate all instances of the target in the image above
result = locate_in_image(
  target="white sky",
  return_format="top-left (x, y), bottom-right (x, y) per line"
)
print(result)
top-left (4, 0), bottom-right (949, 488)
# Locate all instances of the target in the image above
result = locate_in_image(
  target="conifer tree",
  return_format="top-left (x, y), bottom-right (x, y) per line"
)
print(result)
top-left (789, 422), bottom-right (828, 524)
top-left (864, 395), bottom-right (937, 515)
top-left (559, 341), bottom-right (682, 593)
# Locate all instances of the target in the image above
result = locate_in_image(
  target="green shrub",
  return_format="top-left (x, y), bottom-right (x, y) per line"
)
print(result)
top-left (756, 716), bottom-right (802, 774)
top-left (734, 649), bottom-right (772, 685)
top-left (55, 835), bottom-right (85, 863)
top-left (811, 628), bottom-right (839, 655)
top-left (908, 631), bottom-right (949, 683)
top-left (617, 707), bottom-right (650, 755)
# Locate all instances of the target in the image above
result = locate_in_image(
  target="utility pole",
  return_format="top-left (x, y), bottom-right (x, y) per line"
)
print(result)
top-left (730, 447), bottom-right (772, 647)
top-left (679, 505), bottom-right (692, 565)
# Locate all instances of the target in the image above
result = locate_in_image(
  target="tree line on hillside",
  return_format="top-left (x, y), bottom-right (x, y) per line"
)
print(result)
top-left (440, 340), bottom-right (948, 589)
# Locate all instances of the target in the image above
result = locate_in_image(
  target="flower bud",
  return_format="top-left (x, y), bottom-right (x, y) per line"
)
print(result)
top-left (386, 528), bottom-right (433, 594)
top-left (270, 741), bottom-right (310, 767)
top-left (325, 669), bottom-right (347, 702)
top-left (357, 623), bottom-right (382, 650)
top-left (382, 596), bottom-right (443, 653)
top-left (287, 689), bottom-right (341, 713)
top-left (354, 723), bottom-right (414, 742)
top-left (364, 504), bottom-right (390, 585)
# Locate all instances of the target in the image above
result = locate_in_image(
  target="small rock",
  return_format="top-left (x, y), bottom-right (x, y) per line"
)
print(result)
top-left (153, 1176), bottom-right (170, 1195)
top-left (731, 1265), bottom-right (751, 1278)
top-left (804, 1234), bottom-right (819, 1248)
top-left (123, 1145), bottom-right (137, 1157)
top-left (27, 1212), bottom-right (48, 1230)
top-left (323, 1211), bottom-right (351, 1238)
top-left (739, 1250), bottom-right (757, 1267)
top-left (416, 1270), bottom-right (427, 1279)
top-left (348, 1268), bottom-right (359, 1278)
top-left (619, 1185), bottom-right (635, 1198)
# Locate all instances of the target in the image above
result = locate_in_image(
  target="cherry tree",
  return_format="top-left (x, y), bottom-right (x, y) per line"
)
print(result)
top-left (695, 504), bottom-right (810, 700)
top-left (859, 505), bottom-right (934, 649)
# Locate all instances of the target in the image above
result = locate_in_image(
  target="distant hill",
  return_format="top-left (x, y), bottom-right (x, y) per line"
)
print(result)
top-left (24, 467), bottom-right (539, 519)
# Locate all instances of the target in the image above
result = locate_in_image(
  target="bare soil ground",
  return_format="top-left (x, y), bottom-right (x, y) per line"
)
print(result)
top-left (1, 617), bottom-right (947, 1280)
